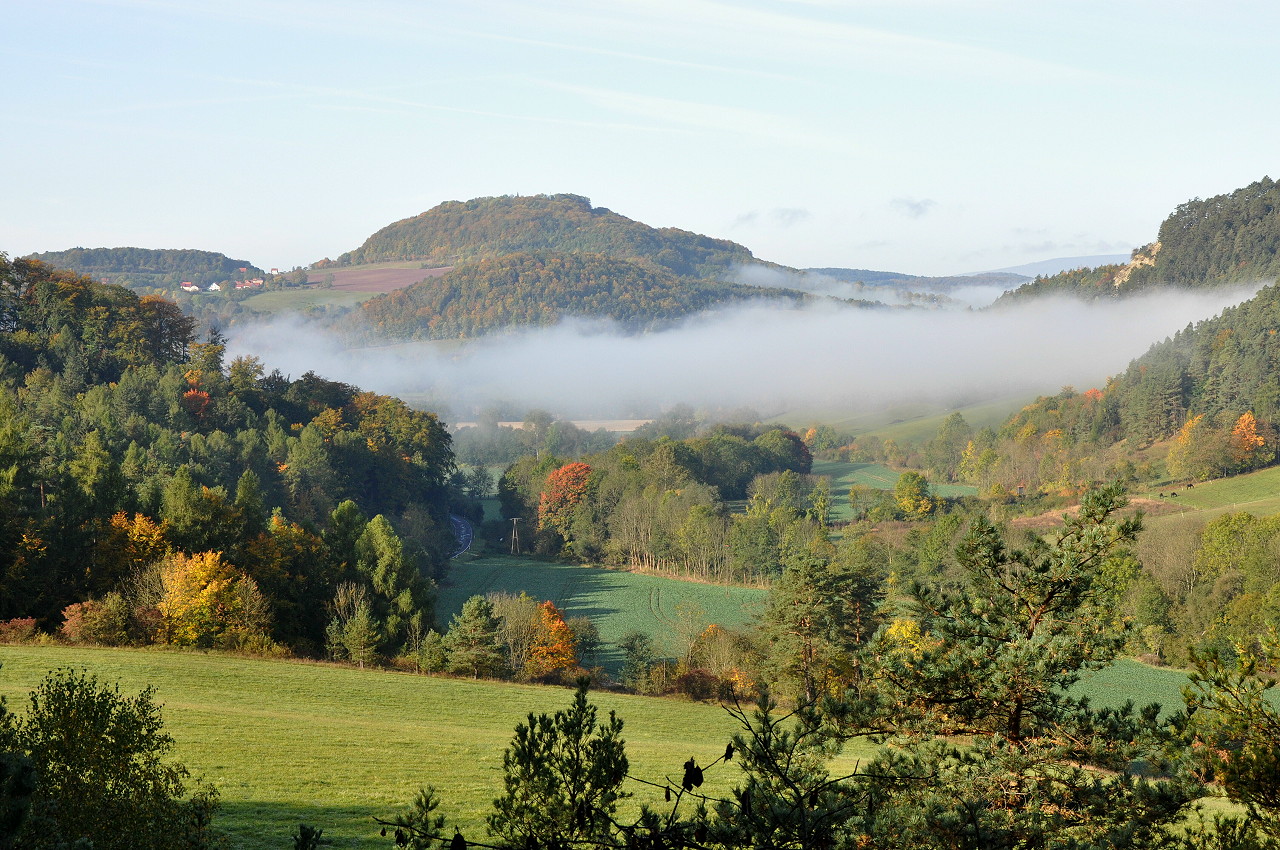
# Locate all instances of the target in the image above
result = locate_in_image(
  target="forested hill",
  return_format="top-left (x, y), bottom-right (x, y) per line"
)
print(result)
top-left (337, 193), bottom-right (769, 279)
top-left (352, 251), bottom-right (812, 341)
top-left (24, 247), bottom-right (264, 291)
top-left (0, 253), bottom-right (462, 659)
top-left (997, 176), bottom-right (1280, 304)
top-left (992, 282), bottom-right (1280, 483)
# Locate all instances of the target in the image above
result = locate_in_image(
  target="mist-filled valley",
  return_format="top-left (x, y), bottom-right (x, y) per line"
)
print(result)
top-left (227, 283), bottom-right (1266, 424)
top-left (12, 0), bottom-right (1280, 846)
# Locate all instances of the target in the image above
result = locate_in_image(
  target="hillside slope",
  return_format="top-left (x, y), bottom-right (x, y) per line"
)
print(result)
top-left (997, 282), bottom-right (1280, 457)
top-left (997, 176), bottom-right (1280, 303)
top-left (24, 246), bottom-right (263, 291)
top-left (352, 251), bottom-right (812, 340)
top-left (337, 193), bottom-right (770, 280)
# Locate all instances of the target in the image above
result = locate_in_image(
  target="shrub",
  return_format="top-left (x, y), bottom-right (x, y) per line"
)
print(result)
top-left (60, 593), bottom-right (131, 646)
top-left (0, 618), bottom-right (38, 644)
top-left (672, 668), bottom-right (718, 701)
top-left (4, 668), bottom-right (219, 849)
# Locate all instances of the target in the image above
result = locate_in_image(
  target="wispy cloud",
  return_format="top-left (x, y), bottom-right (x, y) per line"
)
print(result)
top-left (732, 207), bottom-right (812, 228)
top-left (563, 0), bottom-right (1107, 82)
top-left (892, 197), bottom-right (937, 219)
top-left (537, 81), bottom-right (847, 151)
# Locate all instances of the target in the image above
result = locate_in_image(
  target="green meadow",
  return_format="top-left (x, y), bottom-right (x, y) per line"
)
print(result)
top-left (811, 460), bottom-right (978, 523)
top-left (0, 645), bottom-right (786, 850)
top-left (771, 394), bottom-right (1033, 443)
top-left (437, 555), bottom-right (768, 667)
top-left (0, 646), bottom-right (1208, 850)
top-left (1143, 464), bottom-right (1280, 524)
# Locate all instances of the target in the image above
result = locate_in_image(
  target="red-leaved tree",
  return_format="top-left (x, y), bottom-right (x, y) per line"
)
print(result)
top-left (537, 462), bottom-right (592, 539)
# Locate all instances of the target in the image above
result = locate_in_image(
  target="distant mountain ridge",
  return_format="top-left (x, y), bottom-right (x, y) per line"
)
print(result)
top-left (23, 247), bottom-right (263, 291)
top-left (806, 267), bottom-right (1028, 291)
top-left (974, 255), bottom-right (1131, 278)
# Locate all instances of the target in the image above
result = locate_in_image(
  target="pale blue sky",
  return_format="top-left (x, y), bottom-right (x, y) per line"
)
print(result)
top-left (5, 0), bottom-right (1277, 275)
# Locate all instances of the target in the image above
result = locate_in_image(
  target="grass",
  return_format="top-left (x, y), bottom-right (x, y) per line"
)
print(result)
top-left (1071, 657), bottom-right (1193, 718)
top-left (438, 556), bottom-right (767, 668)
top-left (811, 460), bottom-right (978, 523)
top-left (0, 645), bottom-right (788, 850)
top-left (241, 288), bottom-right (374, 315)
top-left (0, 647), bottom-right (1245, 849)
top-left (1140, 464), bottom-right (1280, 521)
top-left (770, 394), bottom-right (1033, 440)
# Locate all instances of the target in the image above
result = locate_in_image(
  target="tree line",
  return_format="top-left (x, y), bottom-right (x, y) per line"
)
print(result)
top-left (352, 251), bottom-right (802, 342)
top-left (0, 253), bottom-right (463, 659)
top-left (22, 246), bottom-right (264, 292)
top-left (497, 424), bottom-right (822, 584)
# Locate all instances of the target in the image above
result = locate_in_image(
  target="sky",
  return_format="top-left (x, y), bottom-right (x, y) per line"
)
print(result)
top-left (5, 0), bottom-right (1280, 276)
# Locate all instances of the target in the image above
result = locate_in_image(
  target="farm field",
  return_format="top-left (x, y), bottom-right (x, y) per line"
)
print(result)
top-left (238, 264), bottom-right (451, 316)
top-left (240, 287), bottom-right (373, 315)
top-left (1070, 657), bottom-right (1194, 718)
top-left (437, 555), bottom-right (767, 668)
top-left (1141, 464), bottom-right (1280, 526)
top-left (811, 460), bottom-right (977, 523)
top-left (771, 393), bottom-right (1032, 442)
top-left (0, 645), bottom-right (782, 850)
top-left (310, 262), bottom-right (452, 293)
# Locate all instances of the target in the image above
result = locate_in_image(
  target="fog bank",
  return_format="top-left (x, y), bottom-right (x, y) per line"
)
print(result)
top-left (226, 285), bottom-right (1267, 423)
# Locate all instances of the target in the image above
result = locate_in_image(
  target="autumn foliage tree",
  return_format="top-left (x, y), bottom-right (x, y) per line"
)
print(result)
top-left (537, 462), bottom-right (592, 540)
top-left (525, 601), bottom-right (577, 680)
top-left (157, 552), bottom-right (272, 649)
top-left (1230, 411), bottom-right (1269, 470)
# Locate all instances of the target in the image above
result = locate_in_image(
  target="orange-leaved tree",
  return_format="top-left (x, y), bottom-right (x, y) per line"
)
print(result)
top-left (1230, 411), bottom-right (1267, 468)
top-left (537, 462), bottom-right (592, 539)
top-left (526, 601), bottom-right (577, 680)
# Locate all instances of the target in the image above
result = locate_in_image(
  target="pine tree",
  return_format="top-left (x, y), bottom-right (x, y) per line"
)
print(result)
top-left (488, 682), bottom-right (628, 849)
top-left (859, 484), bottom-right (1201, 848)
top-left (761, 549), bottom-right (882, 702)
top-left (356, 515), bottom-right (433, 653)
top-left (443, 596), bottom-right (505, 679)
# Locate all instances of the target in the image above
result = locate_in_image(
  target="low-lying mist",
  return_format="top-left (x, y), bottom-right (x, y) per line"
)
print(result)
top-left (226, 285), bottom-right (1267, 425)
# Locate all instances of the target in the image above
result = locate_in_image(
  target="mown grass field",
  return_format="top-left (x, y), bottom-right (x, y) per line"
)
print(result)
top-left (811, 460), bottom-right (978, 523)
top-left (0, 645), bottom-right (800, 850)
top-left (770, 394), bottom-right (1032, 442)
top-left (240, 287), bottom-right (375, 315)
top-left (437, 556), bottom-right (767, 668)
top-left (1141, 464), bottom-right (1280, 525)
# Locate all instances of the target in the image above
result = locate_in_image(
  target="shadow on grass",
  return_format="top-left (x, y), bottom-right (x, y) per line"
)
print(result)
top-left (216, 799), bottom-right (407, 850)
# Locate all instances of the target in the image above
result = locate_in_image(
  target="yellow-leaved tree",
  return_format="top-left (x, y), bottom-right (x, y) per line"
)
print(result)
top-left (1230, 411), bottom-right (1269, 470)
top-left (158, 551), bottom-right (272, 650)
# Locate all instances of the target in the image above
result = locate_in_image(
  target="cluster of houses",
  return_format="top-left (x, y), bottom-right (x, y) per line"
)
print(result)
top-left (179, 274), bottom-right (268, 294)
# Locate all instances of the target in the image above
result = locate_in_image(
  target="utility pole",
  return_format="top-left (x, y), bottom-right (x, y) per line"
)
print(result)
top-left (509, 517), bottom-right (522, 555)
